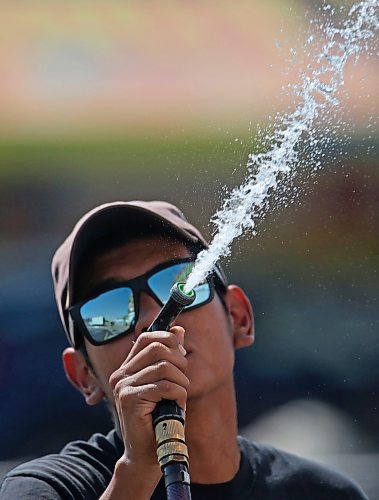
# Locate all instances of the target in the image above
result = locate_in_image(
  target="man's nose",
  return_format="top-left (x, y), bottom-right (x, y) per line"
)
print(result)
top-left (133, 291), bottom-right (163, 338)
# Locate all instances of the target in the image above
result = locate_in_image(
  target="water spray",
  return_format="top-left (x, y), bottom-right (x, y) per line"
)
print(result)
top-left (184, 0), bottom-right (378, 293)
top-left (148, 1), bottom-right (378, 495)
top-left (147, 282), bottom-right (196, 500)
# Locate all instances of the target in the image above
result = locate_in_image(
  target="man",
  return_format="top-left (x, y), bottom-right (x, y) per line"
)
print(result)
top-left (1, 201), bottom-right (368, 499)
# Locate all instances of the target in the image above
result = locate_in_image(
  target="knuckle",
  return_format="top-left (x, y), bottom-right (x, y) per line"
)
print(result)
top-left (135, 331), bottom-right (149, 346)
top-left (156, 360), bottom-right (170, 377)
top-left (154, 331), bottom-right (178, 347)
top-left (158, 379), bottom-right (172, 394)
top-left (112, 379), bottom-right (124, 398)
top-left (115, 385), bottom-right (138, 411)
top-left (148, 342), bottom-right (167, 360)
top-left (113, 378), bottom-right (133, 400)
top-left (109, 366), bottom-right (132, 390)
top-left (109, 371), bottom-right (120, 390)
top-left (166, 331), bottom-right (179, 347)
top-left (149, 340), bottom-right (163, 351)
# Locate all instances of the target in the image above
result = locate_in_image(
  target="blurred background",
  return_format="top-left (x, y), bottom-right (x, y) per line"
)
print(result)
top-left (0, 1), bottom-right (378, 497)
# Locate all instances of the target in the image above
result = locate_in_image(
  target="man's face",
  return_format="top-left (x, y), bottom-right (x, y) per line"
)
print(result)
top-left (77, 235), bottom-right (237, 405)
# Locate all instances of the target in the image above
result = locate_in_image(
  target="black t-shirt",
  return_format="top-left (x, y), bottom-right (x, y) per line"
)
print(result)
top-left (0, 430), bottom-right (368, 499)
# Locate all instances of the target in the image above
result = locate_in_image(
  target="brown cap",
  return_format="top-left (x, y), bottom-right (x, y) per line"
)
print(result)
top-left (52, 200), bottom-right (227, 347)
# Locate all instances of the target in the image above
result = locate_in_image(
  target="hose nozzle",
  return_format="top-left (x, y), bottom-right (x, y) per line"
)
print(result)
top-left (148, 282), bottom-right (196, 333)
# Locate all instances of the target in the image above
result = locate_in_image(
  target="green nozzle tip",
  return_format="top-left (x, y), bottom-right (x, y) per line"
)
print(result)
top-left (178, 282), bottom-right (195, 298)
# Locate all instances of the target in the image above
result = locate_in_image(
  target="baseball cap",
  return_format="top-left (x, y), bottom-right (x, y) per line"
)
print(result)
top-left (52, 200), bottom-right (227, 347)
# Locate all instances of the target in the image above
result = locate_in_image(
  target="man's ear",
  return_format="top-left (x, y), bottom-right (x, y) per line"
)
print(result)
top-left (224, 285), bottom-right (255, 349)
top-left (62, 347), bottom-right (105, 405)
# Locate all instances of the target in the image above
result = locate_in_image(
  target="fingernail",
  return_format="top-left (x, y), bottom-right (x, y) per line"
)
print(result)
top-left (178, 344), bottom-right (187, 356)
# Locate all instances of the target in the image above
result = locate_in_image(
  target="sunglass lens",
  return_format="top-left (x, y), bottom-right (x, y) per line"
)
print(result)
top-left (148, 263), bottom-right (211, 308)
top-left (190, 282), bottom-right (211, 306)
top-left (80, 288), bottom-right (135, 343)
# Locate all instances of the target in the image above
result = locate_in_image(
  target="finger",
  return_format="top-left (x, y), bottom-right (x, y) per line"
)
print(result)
top-left (127, 361), bottom-right (190, 390)
top-left (125, 330), bottom-right (181, 363)
top-left (115, 381), bottom-right (188, 413)
top-left (110, 343), bottom-right (188, 387)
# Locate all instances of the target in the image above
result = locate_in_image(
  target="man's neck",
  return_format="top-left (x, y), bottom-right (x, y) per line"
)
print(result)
top-left (184, 381), bottom-right (240, 484)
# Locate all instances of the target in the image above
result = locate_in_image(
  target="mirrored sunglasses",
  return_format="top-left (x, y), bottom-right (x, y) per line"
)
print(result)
top-left (69, 258), bottom-right (214, 346)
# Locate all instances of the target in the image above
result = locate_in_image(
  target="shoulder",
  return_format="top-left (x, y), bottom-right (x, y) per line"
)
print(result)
top-left (0, 430), bottom-right (122, 500)
top-left (238, 436), bottom-right (368, 499)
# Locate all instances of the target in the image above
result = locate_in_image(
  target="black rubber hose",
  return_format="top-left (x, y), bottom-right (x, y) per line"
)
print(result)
top-left (147, 282), bottom-right (195, 500)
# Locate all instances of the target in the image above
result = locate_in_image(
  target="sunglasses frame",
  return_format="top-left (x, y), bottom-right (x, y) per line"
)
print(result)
top-left (69, 257), bottom-right (217, 346)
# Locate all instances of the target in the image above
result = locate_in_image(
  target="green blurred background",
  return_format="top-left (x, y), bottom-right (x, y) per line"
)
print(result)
top-left (0, 1), bottom-right (378, 496)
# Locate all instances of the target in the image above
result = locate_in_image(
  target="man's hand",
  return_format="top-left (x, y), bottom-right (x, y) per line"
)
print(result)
top-left (101, 326), bottom-right (188, 499)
